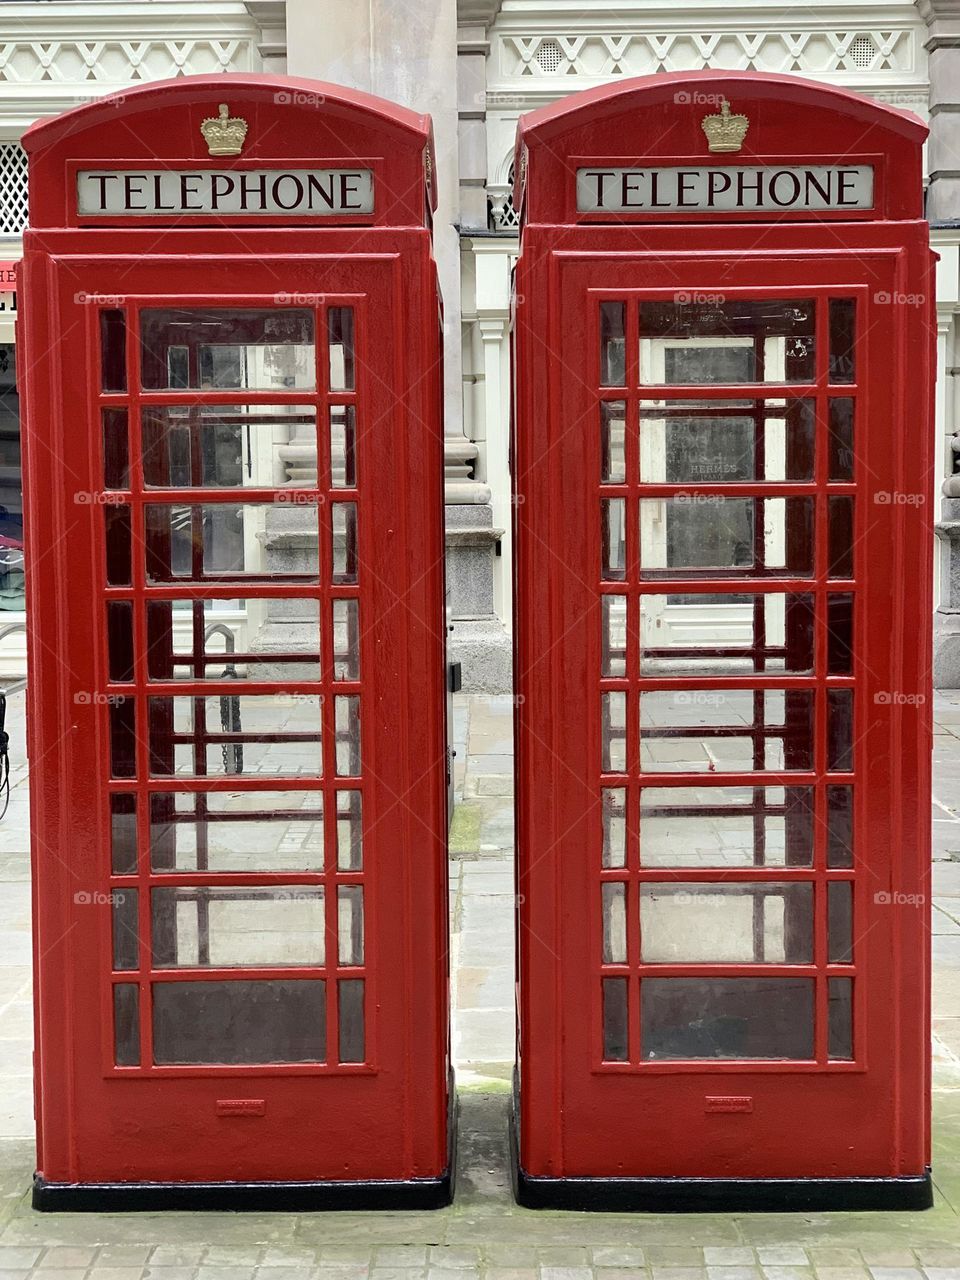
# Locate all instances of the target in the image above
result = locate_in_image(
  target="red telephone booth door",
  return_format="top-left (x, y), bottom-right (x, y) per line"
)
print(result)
top-left (22, 80), bottom-right (449, 1209)
top-left (513, 74), bottom-right (934, 1210)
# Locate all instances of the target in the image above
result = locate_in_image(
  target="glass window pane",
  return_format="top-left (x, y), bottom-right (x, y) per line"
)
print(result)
top-left (602, 977), bottom-right (628, 1062)
top-left (827, 592), bottom-right (854, 676)
top-left (148, 694), bottom-right (323, 779)
top-left (110, 793), bottom-right (138, 875)
top-left (339, 978), bottom-right (365, 1063)
top-left (145, 598), bottom-right (320, 680)
top-left (640, 497), bottom-right (814, 579)
top-left (100, 309), bottom-right (127, 393)
top-left (828, 880), bottom-right (854, 963)
top-left (601, 594), bottom-right (627, 677)
top-left (828, 397), bottom-right (855, 480)
top-left (330, 404), bottom-right (357, 487)
top-left (104, 504), bottom-right (132, 587)
top-left (640, 399), bottom-right (814, 483)
top-left (152, 979), bottom-right (326, 1064)
top-left (826, 784), bottom-right (854, 868)
top-left (601, 691), bottom-right (626, 772)
top-left (328, 308), bottom-right (355, 391)
top-left (640, 882), bottom-right (813, 963)
top-left (142, 405), bottom-right (316, 488)
top-left (337, 790), bottom-right (363, 870)
top-left (639, 785), bottom-right (814, 867)
top-left (144, 502), bottom-right (319, 585)
top-left (828, 689), bottom-right (854, 772)
top-left (113, 983), bottom-right (140, 1067)
top-left (112, 888), bottom-right (139, 971)
top-left (599, 302), bottom-right (626, 386)
top-left (640, 591), bottom-right (814, 675)
top-left (335, 695), bottom-right (361, 777)
top-left (641, 976), bottom-right (815, 1059)
top-left (140, 309), bottom-right (315, 391)
top-left (639, 300), bottom-right (816, 385)
top-left (602, 881), bottom-right (627, 963)
top-left (338, 886), bottom-right (364, 965)
top-left (102, 408), bottom-right (129, 489)
top-left (109, 697), bottom-right (136, 778)
top-left (601, 498), bottom-right (626, 581)
top-left (107, 600), bottom-right (134, 682)
top-left (601, 787), bottom-right (626, 868)
top-left (639, 689), bottom-right (814, 773)
top-left (600, 400), bottom-right (626, 482)
top-left (332, 598), bottom-right (360, 681)
top-left (332, 502), bottom-right (358, 584)
top-left (151, 886), bottom-right (325, 967)
top-left (828, 496), bottom-right (855, 579)
top-left (828, 976), bottom-right (854, 1059)
top-left (829, 299), bottom-right (856, 384)
top-left (149, 790), bottom-right (324, 873)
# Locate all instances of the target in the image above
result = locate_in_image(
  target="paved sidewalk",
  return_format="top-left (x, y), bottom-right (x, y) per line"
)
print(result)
top-left (0, 691), bottom-right (957, 1276)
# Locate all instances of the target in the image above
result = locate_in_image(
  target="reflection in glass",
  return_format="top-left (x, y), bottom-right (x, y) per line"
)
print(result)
top-left (829, 299), bottom-right (856, 384)
top-left (328, 308), bottom-right (355, 391)
top-left (110, 792), bottom-right (138, 875)
top-left (640, 882), bottom-right (813, 963)
top-left (602, 881), bottom-right (627, 963)
top-left (641, 976), bottom-right (815, 1059)
top-left (640, 592), bottom-right (814, 675)
top-left (828, 977), bottom-right (854, 1059)
top-left (339, 979), bottom-right (365, 1063)
top-left (146, 598), bottom-right (321, 681)
top-left (149, 790), bottom-right (324, 873)
top-left (599, 302), bottom-right (626, 386)
top-left (337, 790), bottom-right (363, 870)
top-left (828, 689), bottom-right (854, 772)
top-left (330, 404), bottom-right (357, 487)
top-left (332, 503), bottom-right (358, 585)
top-left (100, 309), bottom-right (127, 393)
top-left (640, 497), bottom-right (814, 578)
top-left (152, 979), bottom-right (326, 1064)
top-left (602, 977), bottom-right (628, 1061)
top-left (114, 983), bottom-right (140, 1067)
top-left (639, 299), bottom-right (816, 385)
top-left (104, 504), bottom-right (132, 587)
top-left (140, 309), bottom-right (315, 391)
top-left (828, 398), bottom-right (855, 480)
top-left (148, 693), bottom-right (323, 778)
top-left (601, 691), bottom-right (626, 772)
top-left (601, 594), bottom-right (626, 677)
top-left (826, 785), bottom-right (854, 868)
top-left (827, 592), bottom-right (854, 675)
top-left (828, 881), bottom-right (854, 963)
top-left (142, 405), bottom-right (316, 488)
top-left (151, 885), bottom-right (325, 967)
top-left (332, 598), bottom-right (360, 681)
top-left (639, 399), bottom-right (815, 484)
top-left (338, 886), bottom-right (364, 965)
top-left (600, 400), bottom-right (626, 482)
top-left (639, 689), bottom-right (814, 773)
top-left (601, 498), bottom-right (626, 581)
top-left (828, 496), bottom-right (855, 578)
top-left (144, 502), bottom-right (319, 584)
top-left (102, 408), bottom-right (129, 488)
top-left (107, 600), bottom-right (134, 682)
top-left (335, 695), bottom-right (361, 777)
top-left (112, 889), bottom-right (139, 971)
top-left (639, 785), bottom-right (814, 867)
top-left (601, 787), bottom-right (626, 869)
top-left (109, 697), bottom-right (137, 779)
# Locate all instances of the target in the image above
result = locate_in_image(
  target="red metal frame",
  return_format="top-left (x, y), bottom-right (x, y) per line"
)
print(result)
top-left (513, 74), bottom-right (933, 1194)
top-left (22, 79), bottom-right (449, 1197)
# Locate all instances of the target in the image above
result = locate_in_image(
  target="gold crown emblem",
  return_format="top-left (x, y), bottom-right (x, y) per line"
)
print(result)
top-left (701, 98), bottom-right (749, 154)
top-left (200, 103), bottom-right (248, 157)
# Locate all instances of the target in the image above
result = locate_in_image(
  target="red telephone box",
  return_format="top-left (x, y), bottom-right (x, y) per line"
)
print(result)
top-left (512, 72), bottom-right (934, 1210)
top-left (21, 75), bottom-right (451, 1209)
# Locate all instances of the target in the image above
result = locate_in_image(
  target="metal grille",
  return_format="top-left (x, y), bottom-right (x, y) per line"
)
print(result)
top-left (535, 38), bottom-right (564, 72)
top-left (848, 35), bottom-right (877, 68)
top-left (0, 144), bottom-right (27, 235)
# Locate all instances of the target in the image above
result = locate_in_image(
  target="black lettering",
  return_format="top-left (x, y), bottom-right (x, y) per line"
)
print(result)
top-left (707, 170), bottom-right (732, 207)
top-left (86, 173), bottom-right (119, 211)
top-left (178, 174), bottom-right (202, 211)
top-left (307, 173), bottom-right (336, 210)
top-left (803, 169), bottom-right (832, 207)
top-left (122, 174), bottom-right (146, 211)
top-left (649, 171), bottom-right (670, 208)
top-left (769, 170), bottom-right (802, 207)
top-left (620, 172), bottom-right (643, 208)
top-left (583, 170), bottom-right (614, 208)
top-left (676, 170), bottom-right (699, 207)
top-left (837, 169), bottom-right (860, 206)
top-left (735, 169), bottom-right (764, 207)
top-left (271, 174), bottom-right (304, 211)
top-left (210, 174), bottom-right (236, 210)
top-left (239, 171), bottom-right (267, 211)
top-left (339, 172), bottom-right (363, 210)
top-left (151, 174), bottom-right (176, 211)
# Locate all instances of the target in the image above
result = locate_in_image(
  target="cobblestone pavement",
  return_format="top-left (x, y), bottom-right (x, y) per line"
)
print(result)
top-left (0, 691), bottom-right (957, 1276)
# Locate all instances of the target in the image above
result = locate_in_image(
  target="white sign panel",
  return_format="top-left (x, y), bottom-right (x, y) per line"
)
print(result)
top-left (576, 165), bottom-right (874, 213)
top-left (77, 168), bottom-right (375, 216)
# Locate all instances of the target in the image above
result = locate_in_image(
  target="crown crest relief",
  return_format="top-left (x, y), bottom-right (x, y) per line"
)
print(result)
top-left (701, 98), bottom-right (749, 154)
top-left (200, 103), bottom-right (248, 157)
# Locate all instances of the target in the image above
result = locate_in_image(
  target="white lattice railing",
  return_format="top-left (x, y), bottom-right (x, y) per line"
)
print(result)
top-left (0, 143), bottom-right (27, 235)
top-left (0, 38), bottom-right (253, 84)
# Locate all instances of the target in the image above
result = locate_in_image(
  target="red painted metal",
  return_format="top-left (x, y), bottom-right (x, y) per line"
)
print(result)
top-left (512, 73), bottom-right (934, 1185)
top-left (21, 77), bottom-right (449, 1192)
